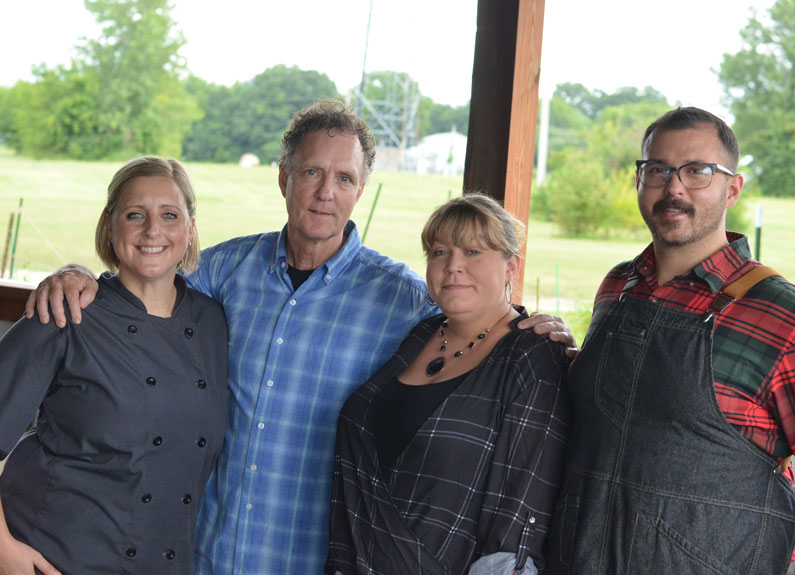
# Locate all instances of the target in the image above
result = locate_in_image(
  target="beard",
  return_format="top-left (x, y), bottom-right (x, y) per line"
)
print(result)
top-left (641, 186), bottom-right (727, 248)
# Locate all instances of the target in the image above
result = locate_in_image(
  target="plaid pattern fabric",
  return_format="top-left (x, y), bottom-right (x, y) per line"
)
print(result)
top-left (587, 233), bottom-right (795, 460)
top-left (327, 312), bottom-right (570, 575)
top-left (187, 222), bottom-right (434, 574)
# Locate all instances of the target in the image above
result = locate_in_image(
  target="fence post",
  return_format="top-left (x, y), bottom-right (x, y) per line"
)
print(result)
top-left (1, 213), bottom-right (14, 278)
top-left (9, 198), bottom-right (23, 279)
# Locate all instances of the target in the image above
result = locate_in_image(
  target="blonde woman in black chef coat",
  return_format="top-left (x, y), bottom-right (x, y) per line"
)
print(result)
top-left (0, 156), bottom-right (228, 575)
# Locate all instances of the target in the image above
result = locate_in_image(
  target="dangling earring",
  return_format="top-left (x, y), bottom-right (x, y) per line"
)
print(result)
top-left (505, 281), bottom-right (512, 304)
top-left (179, 240), bottom-right (193, 270)
top-left (425, 290), bottom-right (437, 307)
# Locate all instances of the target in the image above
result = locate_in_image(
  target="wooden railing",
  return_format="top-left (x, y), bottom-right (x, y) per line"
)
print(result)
top-left (0, 279), bottom-right (33, 335)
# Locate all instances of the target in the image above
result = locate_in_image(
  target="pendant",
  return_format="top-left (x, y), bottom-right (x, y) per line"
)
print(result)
top-left (425, 356), bottom-right (445, 377)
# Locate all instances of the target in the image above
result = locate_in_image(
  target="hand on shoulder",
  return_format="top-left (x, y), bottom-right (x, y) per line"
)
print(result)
top-left (24, 265), bottom-right (98, 328)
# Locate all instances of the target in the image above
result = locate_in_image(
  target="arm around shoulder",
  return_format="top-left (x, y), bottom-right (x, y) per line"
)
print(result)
top-left (24, 264), bottom-right (98, 328)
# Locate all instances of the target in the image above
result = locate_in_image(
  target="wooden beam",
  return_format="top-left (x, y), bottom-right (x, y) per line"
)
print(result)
top-left (0, 280), bottom-right (32, 323)
top-left (464, 0), bottom-right (519, 203)
top-left (504, 0), bottom-right (545, 299)
top-left (465, 0), bottom-right (545, 303)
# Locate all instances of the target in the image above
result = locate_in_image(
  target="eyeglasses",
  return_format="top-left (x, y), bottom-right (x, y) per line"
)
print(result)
top-left (635, 160), bottom-right (735, 190)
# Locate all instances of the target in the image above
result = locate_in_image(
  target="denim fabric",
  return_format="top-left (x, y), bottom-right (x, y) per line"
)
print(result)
top-left (469, 552), bottom-right (537, 575)
top-left (547, 296), bottom-right (795, 575)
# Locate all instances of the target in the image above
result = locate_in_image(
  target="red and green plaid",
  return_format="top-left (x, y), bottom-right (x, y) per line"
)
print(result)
top-left (588, 233), bottom-right (795, 463)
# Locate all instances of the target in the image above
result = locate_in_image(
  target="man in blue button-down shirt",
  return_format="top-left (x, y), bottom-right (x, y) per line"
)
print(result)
top-left (26, 100), bottom-right (575, 574)
top-left (186, 100), bottom-right (436, 574)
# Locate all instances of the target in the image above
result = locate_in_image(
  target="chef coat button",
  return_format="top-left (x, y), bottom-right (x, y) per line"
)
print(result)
top-left (153, 436), bottom-right (163, 446)
top-left (183, 494), bottom-right (192, 504)
top-left (141, 494), bottom-right (152, 503)
top-left (126, 548), bottom-right (137, 557)
top-left (184, 327), bottom-right (194, 338)
top-left (127, 325), bottom-right (137, 334)
top-left (166, 549), bottom-right (176, 560)
top-left (197, 437), bottom-right (207, 447)
top-left (196, 379), bottom-right (207, 389)
top-left (146, 377), bottom-right (156, 386)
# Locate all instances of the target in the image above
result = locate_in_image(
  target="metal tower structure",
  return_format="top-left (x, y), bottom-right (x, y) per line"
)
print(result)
top-left (352, 0), bottom-right (421, 152)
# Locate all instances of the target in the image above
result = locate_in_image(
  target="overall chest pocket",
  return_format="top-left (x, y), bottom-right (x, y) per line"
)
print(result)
top-left (592, 317), bottom-right (649, 428)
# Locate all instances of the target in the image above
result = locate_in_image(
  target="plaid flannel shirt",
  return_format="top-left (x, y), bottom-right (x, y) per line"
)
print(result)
top-left (327, 312), bottom-right (570, 574)
top-left (586, 233), bottom-right (795, 461)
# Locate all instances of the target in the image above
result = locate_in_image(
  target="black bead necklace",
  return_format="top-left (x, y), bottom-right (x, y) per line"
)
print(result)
top-left (425, 308), bottom-right (512, 377)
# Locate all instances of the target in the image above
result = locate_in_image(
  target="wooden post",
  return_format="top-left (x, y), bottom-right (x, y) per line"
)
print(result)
top-left (464, 0), bottom-right (546, 303)
top-left (504, 0), bottom-right (545, 300)
top-left (464, 0), bottom-right (519, 202)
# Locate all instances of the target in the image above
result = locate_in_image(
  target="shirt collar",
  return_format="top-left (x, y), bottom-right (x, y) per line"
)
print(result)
top-left (270, 220), bottom-right (362, 285)
top-left (99, 272), bottom-right (188, 314)
top-left (632, 232), bottom-right (751, 294)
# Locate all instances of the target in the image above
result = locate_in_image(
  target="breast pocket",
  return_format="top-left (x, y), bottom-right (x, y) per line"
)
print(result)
top-left (592, 318), bottom-right (649, 428)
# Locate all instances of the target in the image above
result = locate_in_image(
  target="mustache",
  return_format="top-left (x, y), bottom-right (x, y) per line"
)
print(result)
top-left (652, 197), bottom-right (694, 216)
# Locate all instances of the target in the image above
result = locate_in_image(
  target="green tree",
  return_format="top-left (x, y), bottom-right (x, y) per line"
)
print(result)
top-left (538, 99), bottom-right (670, 236)
top-left (719, 0), bottom-right (795, 196)
top-left (182, 66), bottom-right (339, 163)
top-left (546, 97), bottom-right (591, 153)
top-left (77, 0), bottom-right (199, 158)
top-left (554, 83), bottom-right (667, 120)
top-left (419, 98), bottom-right (470, 137)
top-left (0, 87), bottom-right (12, 143)
top-left (543, 150), bottom-right (612, 236)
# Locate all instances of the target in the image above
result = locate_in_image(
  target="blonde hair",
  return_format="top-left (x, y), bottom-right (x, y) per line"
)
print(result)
top-left (421, 192), bottom-right (525, 259)
top-left (95, 156), bottom-right (200, 273)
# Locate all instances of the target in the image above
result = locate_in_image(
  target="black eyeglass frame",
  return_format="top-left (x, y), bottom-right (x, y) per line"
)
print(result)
top-left (635, 160), bottom-right (736, 189)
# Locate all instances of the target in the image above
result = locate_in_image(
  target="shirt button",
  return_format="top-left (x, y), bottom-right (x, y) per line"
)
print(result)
top-left (127, 325), bottom-right (137, 334)
top-left (276, 338), bottom-right (283, 344)
top-left (258, 422), bottom-right (265, 429)
top-left (529, 515), bottom-right (536, 524)
top-left (250, 464), bottom-right (257, 471)
top-left (280, 261), bottom-right (286, 268)
top-left (325, 274), bottom-right (331, 280)
top-left (146, 377), bottom-right (156, 386)
top-left (183, 494), bottom-right (192, 504)
top-left (152, 436), bottom-right (163, 446)
top-left (141, 494), bottom-right (152, 503)
top-left (184, 327), bottom-right (194, 338)
top-left (197, 437), bottom-right (207, 447)
top-left (126, 548), bottom-right (137, 557)
top-left (246, 503), bottom-right (253, 510)
top-left (166, 549), bottom-right (176, 560)
top-left (289, 299), bottom-right (296, 306)
top-left (196, 379), bottom-right (207, 389)
top-left (266, 380), bottom-right (274, 387)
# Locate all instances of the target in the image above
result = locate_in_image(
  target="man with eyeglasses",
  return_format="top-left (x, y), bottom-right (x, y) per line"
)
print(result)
top-left (546, 107), bottom-right (795, 574)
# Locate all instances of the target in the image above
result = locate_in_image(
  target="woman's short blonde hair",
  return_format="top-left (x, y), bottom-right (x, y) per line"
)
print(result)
top-left (95, 156), bottom-right (200, 274)
top-left (421, 192), bottom-right (525, 259)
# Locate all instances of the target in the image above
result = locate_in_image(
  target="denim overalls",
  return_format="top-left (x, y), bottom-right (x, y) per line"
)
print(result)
top-left (546, 280), bottom-right (795, 575)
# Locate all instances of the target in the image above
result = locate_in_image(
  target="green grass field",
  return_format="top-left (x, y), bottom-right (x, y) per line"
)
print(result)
top-left (2, 147), bottom-right (793, 343)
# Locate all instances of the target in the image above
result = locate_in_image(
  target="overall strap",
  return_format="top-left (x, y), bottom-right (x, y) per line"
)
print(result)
top-left (702, 265), bottom-right (791, 473)
top-left (702, 265), bottom-right (780, 322)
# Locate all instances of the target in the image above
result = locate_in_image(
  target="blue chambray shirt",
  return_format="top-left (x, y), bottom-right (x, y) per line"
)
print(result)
top-left (189, 221), bottom-right (434, 574)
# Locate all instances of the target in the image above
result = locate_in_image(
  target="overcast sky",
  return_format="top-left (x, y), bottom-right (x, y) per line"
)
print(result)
top-left (0, 0), bottom-right (777, 118)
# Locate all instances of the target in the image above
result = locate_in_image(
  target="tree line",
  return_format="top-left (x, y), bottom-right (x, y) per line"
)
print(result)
top-left (0, 0), bottom-right (468, 166)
